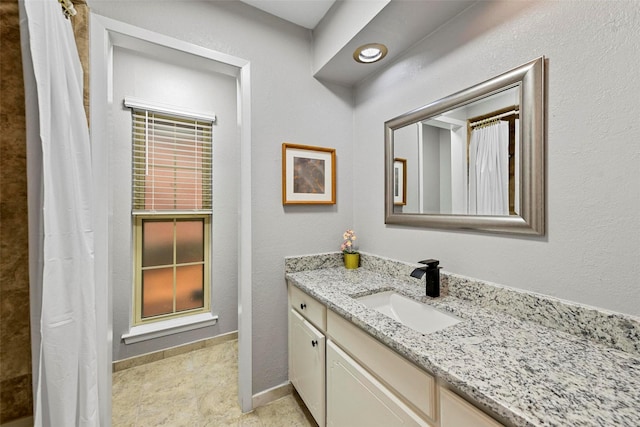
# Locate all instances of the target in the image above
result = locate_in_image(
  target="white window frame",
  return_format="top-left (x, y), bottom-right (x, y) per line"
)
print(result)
top-left (133, 214), bottom-right (211, 325)
top-left (126, 100), bottom-right (215, 327)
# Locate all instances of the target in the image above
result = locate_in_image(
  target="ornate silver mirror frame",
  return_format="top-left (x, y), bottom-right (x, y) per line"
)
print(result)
top-left (384, 56), bottom-right (545, 235)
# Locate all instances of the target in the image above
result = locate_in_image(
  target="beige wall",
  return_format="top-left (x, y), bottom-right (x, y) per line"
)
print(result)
top-left (0, 1), bottom-right (89, 422)
top-left (0, 0), bottom-right (32, 422)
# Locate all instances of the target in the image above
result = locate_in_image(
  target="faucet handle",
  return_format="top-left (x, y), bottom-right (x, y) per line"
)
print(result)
top-left (418, 259), bottom-right (439, 268)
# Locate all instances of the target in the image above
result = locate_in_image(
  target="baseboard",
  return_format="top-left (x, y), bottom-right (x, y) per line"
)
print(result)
top-left (1, 416), bottom-right (33, 427)
top-left (252, 381), bottom-right (292, 409)
top-left (113, 330), bottom-right (238, 371)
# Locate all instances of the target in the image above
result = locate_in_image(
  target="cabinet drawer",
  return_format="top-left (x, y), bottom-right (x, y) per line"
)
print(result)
top-left (327, 340), bottom-right (431, 427)
top-left (327, 310), bottom-right (436, 422)
top-left (289, 284), bottom-right (326, 331)
top-left (440, 387), bottom-right (503, 427)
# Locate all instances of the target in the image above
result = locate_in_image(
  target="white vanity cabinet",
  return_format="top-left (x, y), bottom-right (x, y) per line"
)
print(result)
top-left (440, 387), bottom-right (503, 427)
top-left (288, 286), bottom-right (326, 426)
top-left (327, 340), bottom-right (431, 427)
top-left (290, 310), bottom-right (325, 426)
top-left (290, 285), bottom-right (326, 330)
top-left (288, 283), bottom-right (504, 427)
top-left (326, 310), bottom-right (436, 423)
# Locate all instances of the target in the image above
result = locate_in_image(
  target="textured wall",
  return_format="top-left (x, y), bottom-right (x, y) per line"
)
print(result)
top-left (0, 0), bottom-right (33, 422)
top-left (88, 0), bottom-right (355, 395)
top-left (109, 47), bottom-right (240, 361)
top-left (354, 1), bottom-right (640, 316)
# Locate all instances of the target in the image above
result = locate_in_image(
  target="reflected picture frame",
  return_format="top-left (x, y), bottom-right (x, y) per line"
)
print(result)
top-left (393, 158), bottom-right (407, 206)
top-left (282, 143), bottom-right (336, 205)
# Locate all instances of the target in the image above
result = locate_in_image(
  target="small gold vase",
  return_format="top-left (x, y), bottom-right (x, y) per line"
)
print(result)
top-left (343, 253), bottom-right (360, 269)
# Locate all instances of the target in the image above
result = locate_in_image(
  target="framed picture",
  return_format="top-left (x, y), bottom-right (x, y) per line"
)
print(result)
top-left (282, 143), bottom-right (336, 205)
top-left (393, 158), bottom-right (407, 206)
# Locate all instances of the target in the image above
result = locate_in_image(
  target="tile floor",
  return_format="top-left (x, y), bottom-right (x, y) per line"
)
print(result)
top-left (112, 340), bottom-right (316, 426)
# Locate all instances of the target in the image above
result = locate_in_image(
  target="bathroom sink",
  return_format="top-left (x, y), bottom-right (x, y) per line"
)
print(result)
top-left (356, 291), bottom-right (461, 335)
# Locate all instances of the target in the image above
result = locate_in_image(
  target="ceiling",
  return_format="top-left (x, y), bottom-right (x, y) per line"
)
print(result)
top-left (314, 1), bottom-right (476, 86)
top-left (239, 0), bottom-right (336, 30)
top-left (238, 0), bottom-right (477, 87)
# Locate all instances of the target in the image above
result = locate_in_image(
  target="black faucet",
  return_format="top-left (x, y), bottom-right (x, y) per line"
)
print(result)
top-left (410, 259), bottom-right (441, 298)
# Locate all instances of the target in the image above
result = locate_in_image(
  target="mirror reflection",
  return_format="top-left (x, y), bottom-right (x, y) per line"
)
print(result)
top-left (394, 86), bottom-right (520, 216)
top-left (384, 56), bottom-right (544, 235)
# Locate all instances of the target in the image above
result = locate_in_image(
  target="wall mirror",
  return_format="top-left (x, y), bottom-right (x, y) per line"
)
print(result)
top-left (385, 56), bottom-right (545, 235)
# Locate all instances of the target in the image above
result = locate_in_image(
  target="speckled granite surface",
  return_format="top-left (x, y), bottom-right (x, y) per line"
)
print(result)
top-left (284, 252), bottom-right (640, 427)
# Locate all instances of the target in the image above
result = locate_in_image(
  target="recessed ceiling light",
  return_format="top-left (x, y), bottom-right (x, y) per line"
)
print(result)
top-left (353, 43), bottom-right (388, 64)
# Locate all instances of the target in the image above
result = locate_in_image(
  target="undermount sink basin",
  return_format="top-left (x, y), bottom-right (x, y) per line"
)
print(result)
top-left (356, 291), bottom-right (461, 335)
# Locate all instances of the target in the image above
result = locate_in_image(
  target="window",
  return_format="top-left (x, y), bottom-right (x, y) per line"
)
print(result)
top-left (129, 105), bottom-right (213, 325)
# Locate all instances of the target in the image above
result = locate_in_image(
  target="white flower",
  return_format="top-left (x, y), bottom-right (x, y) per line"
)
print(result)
top-left (340, 229), bottom-right (359, 254)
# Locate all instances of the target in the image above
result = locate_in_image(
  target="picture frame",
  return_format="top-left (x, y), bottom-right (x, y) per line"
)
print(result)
top-left (393, 158), bottom-right (407, 206)
top-left (282, 143), bottom-right (336, 205)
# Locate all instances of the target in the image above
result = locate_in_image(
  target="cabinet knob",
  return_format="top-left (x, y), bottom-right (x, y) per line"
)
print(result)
top-left (300, 303), bottom-right (307, 310)
top-left (311, 340), bottom-right (318, 347)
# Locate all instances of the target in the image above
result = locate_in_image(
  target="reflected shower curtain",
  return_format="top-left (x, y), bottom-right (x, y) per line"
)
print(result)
top-left (468, 121), bottom-right (509, 215)
top-left (20, 0), bottom-right (100, 425)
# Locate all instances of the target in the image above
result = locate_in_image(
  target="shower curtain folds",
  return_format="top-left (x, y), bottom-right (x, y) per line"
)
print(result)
top-left (468, 121), bottom-right (510, 216)
top-left (20, 0), bottom-right (100, 425)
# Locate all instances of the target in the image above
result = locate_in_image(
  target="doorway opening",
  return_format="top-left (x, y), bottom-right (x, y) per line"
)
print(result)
top-left (90, 15), bottom-right (253, 425)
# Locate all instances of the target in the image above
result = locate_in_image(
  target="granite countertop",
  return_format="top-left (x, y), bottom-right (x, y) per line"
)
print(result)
top-left (285, 261), bottom-right (640, 427)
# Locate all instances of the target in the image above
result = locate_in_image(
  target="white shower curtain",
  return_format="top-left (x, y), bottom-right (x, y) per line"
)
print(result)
top-left (468, 121), bottom-right (510, 215)
top-left (20, 0), bottom-right (100, 425)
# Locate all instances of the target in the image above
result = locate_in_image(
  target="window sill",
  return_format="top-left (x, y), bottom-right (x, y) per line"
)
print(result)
top-left (122, 312), bottom-right (218, 344)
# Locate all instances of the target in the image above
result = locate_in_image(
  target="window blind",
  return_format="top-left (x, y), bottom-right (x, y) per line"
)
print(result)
top-left (131, 109), bottom-right (213, 212)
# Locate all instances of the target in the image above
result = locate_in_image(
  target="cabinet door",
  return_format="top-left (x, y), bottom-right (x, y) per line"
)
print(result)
top-left (440, 387), bottom-right (503, 427)
top-left (290, 309), bottom-right (325, 426)
top-left (326, 340), bottom-right (431, 427)
top-left (327, 310), bottom-right (436, 421)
